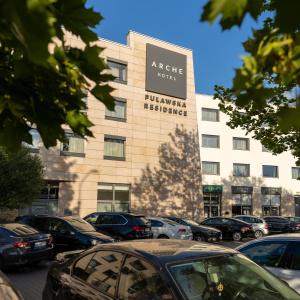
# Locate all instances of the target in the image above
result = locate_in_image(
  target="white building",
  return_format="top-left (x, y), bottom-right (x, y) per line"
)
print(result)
top-left (197, 94), bottom-right (300, 218)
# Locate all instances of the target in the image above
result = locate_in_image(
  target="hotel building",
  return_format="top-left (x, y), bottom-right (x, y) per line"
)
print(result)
top-left (197, 94), bottom-right (300, 218)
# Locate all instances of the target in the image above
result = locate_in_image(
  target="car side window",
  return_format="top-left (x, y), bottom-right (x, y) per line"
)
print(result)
top-left (73, 253), bottom-right (96, 280)
top-left (286, 242), bottom-right (300, 270)
top-left (118, 255), bottom-right (174, 300)
top-left (202, 219), bottom-right (213, 225)
top-left (96, 215), bottom-right (114, 225)
top-left (49, 219), bottom-right (71, 233)
top-left (85, 214), bottom-right (98, 224)
top-left (112, 215), bottom-right (127, 225)
top-left (34, 218), bottom-right (50, 231)
top-left (150, 220), bottom-right (163, 227)
top-left (240, 241), bottom-right (289, 267)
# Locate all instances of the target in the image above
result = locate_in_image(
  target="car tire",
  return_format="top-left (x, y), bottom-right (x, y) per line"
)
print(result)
top-left (254, 230), bottom-right (264, 239)
top-left (157, 234), bottom-right (169, 239)
top-left (194, 234), bottom-right (206, 242)
top-left (232, 232), bottom-right (242, 241)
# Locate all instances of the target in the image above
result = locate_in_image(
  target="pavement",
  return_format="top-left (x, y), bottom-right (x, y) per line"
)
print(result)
top-left (5, 240), bottom-right (245, 300)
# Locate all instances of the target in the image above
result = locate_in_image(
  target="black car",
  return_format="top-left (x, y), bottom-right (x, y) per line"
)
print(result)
top-left (201, 217), bottom-right (254, 241)
top-left (42, 239), bottom-right (300, 300)
top-left (0, 270), bottom-right (23, 299)
top-left (0, 223), bottom-right (53, 269)
top-left (15, 215), bottom-right (113, 254)
top-left (84, 212), bottom-right (152, 241)
top-left (263, 216), bottom-right (298, 234)
top-left (162, 216), bottom-right (222, 242)
top-left (285, 217), bottom-right (300, 231)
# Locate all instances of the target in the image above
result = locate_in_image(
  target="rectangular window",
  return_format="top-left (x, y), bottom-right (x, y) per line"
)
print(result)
top-left (107, 59), bottom-right (127, 84)
top-left (202, 134), bottom-right (220, 148)
top-left (233, 137), bottom-right (250, 150)
top-left (263, 165), bottom-right (278, 178)
top-left (202, 161), bottom-right (220, 175)
top-left (233, 163), bottom-right (250, 177)
top-left (61, 132), bottom-right (85, 157)
top-left (104, 135), bottom-right (125, 161)
top-left (292, 167), bottom-right (300, 179)
top-left (97, 183), bottom-right (130, 212)
top-left (202, 108), bottom-right (219, 122)
top-left (105, 98), bottom-right (126, 122)
top-left (261, 187), bottom-right (281, 216)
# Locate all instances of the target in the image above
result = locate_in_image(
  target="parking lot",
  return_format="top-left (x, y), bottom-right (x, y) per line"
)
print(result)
top-left (5, 240), bottom-right (243, 300)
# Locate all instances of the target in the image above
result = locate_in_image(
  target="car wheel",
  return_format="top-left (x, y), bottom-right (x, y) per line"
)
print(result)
top-left (194, 234), bottom-right (205, 242)
top-left (254, 230), bottom-right (264, 239)
top-left (157, 234), bottom-right (169, 239)
top-left (232, 232), bottom-right (242, 241)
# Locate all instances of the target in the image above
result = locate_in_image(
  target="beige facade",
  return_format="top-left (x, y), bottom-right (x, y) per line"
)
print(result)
top-left (30, 31), bottom-right (200, 218)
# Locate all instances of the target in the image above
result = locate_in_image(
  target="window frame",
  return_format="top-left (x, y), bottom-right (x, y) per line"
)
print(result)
top-left (201, 107), bottom-right (219, 122)
top-left (104, 135), bottom-right (126, 161)
top-left (107, 58), bottom-right (128, 84)
top-left (202, 161), bottom-right (220, 175)
top-left (201, 134), bottom-right (220, 148)
top-left (262, 165), bottom-right (279, 178)
top-left (233, 163), bottom-right (250, 177)
top-left (105, 97), bottom-right (127, 122)
top-left (233, 137), bottom-right (250, 151)
top-left (60, 131), bottom-right (85, 157)
top-left (292, 167), bottom-right (300, 180)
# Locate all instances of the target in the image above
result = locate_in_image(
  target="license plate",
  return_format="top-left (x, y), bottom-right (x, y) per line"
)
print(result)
top-left (34, 241), bottom-right (47, 249)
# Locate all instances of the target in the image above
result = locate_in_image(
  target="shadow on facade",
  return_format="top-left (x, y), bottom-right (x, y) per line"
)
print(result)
top-left (132, 125), bottom-right (202, 219)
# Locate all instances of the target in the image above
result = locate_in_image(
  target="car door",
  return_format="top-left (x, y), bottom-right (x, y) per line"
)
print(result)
top-left (118, 255), bottom-right (175, 300)
top-left (61, 250), bottom-right (124, 300)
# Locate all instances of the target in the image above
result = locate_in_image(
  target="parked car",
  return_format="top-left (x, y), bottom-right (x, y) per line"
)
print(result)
top-left (162, 216), bottom-right (222, 242)
top-left (84, 212), bottom-right (152, 241)
top-left (148, 217), bottom-right (192, 240)
top-left (42, 239), bottom-right (300, 300)
top-left (285, 217), bottom-right (300, 231)
top-left (15, 215), bottom-right (113, 254)
top-left (263, 216), bottom-right (298, 234)
top-left (0, 270), bottom-right (23, 300)
top-left (234, 215), bottom-right (269, 238)
top-left (0, 223), bottom-right (53, 269)
top-left (237, 233), bottom-right (300, 294)
top-left (200, 217), bottom-right (254, 241)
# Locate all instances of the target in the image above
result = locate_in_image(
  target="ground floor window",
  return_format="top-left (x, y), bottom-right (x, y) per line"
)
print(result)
top-left (295, 196), bottom-right (300, 217)
top-left (203, 185), bottom-right (222, 218)
top-left (261, 187), bottom-right (281, 216)
top-left (97, 183), bottom-right (130, 212)
top-left (19, 181), bottom-right (59, 215)
top-left (231, 186), bottom-right (253, 216)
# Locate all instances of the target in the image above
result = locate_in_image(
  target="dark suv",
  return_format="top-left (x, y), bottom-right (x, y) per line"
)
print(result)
top-left (15, 215), bottom-right (113, 253)
top-left (84, 212), bottom-right (152, 240)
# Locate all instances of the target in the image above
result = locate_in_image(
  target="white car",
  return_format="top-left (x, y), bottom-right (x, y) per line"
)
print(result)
top-left (149, 217), bottom-right (193, 240)
top-left (237, 234), bottom-right (300, 294)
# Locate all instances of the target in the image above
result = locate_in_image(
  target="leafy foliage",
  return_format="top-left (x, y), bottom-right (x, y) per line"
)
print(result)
top-left (0, 0), bottom-right (115, 151)
top-left (0, 148), bottom-right (44, 209)
top-left (201, 0), bottom-right (300, 162)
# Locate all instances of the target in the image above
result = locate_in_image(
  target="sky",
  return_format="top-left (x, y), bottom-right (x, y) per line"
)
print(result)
top-left (87, 0), bottom-right (256, 95)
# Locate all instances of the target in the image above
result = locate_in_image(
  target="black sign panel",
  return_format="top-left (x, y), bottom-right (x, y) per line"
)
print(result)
top-left (232, 186), bottom-right (253, 194)
top-left (145, 44), bottom-right (187, 99)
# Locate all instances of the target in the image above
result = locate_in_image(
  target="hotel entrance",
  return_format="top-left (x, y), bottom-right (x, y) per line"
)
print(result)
top-left (203, 185), bottom-right (222, 218)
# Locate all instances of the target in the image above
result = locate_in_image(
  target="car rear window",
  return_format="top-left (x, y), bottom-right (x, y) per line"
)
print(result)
top-left (2, 224), bottom-right (38, 236)
top-left (133, 216), bottom-right (149, 226)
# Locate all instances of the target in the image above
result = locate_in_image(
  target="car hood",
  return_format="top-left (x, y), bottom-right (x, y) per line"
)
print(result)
top-left (82, 231), bottom-right (114, 242)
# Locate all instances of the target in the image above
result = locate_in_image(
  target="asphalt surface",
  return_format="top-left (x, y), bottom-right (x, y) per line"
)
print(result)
top-left (5, 240), bottom-right (244, 300)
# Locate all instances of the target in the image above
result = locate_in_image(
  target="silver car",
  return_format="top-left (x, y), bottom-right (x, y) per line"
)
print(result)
top-left (234, 215), bottom-right (269, 238)
top-left (237, 234), bottom-right (300, 294)
top-left (149, 217), bottom-right (193, 240)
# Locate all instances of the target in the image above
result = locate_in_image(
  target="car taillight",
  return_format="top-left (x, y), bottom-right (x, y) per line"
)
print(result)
top-left (178, 228), bottom-right (186, 233)
top-left (14, 241), bottom-right (31, 249)
top-left (132, 226), bottom-right (143, 232)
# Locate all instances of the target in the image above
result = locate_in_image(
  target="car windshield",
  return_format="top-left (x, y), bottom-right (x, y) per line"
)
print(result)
top-left (168, 254), bottom-right (299, 300)
top-left (65, 217), bottom-right (96, 232)
top-left (184, 219), bottom-right (199, 226)
top-left (2, 224), bottom-right (38, 236)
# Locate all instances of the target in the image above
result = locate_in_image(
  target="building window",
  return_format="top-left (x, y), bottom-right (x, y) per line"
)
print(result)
top-left (202, 161), bottom-right (220, 175)
top-left (233, 163), bottom-right (250, 177)
top-left (231, 186), bottom-right (253, 216)
top-left (61, 132), bottom-right (85, 157)
top-left (203, 185), bottom-right (222, 218)
top-left (97, 183), bottom-right (130, 212)
top-left (263, 165), bottom-right (278, 178)
top-left (23, 129), bottom-right (40, 152)
top-left (292, 167), bottom-right (300, 179)
top-left (104, 135), bottom-right (125, 161)
top-left (233, 137), bottom-right (250, 151)
top-left (202, 134), bottom-right (220, 148)
top-left (261, 187), bottom-right (281, 216)
top-left (107, 59), bottom-right (127, 84)
top-left (105, 98), bottom-right (126, 122)
top-left (202, 108), bottom-right (219, 122)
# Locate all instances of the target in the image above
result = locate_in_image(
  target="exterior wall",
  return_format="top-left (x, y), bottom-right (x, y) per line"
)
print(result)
top-left (38, 31), bottom-right (199, 218)
top-left (197, 94), bottom-right (300, 217)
